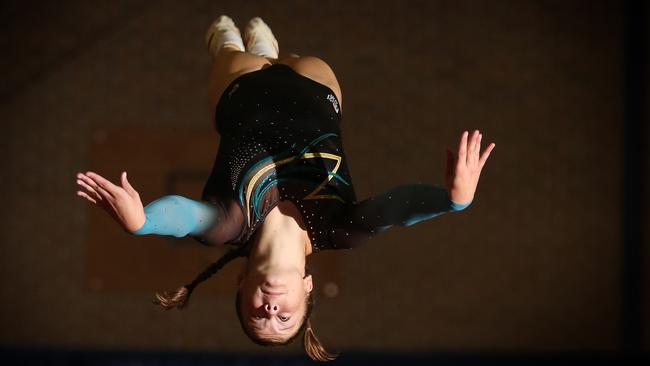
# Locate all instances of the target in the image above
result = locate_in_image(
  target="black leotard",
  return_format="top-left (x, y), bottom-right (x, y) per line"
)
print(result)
top-left (132, 64), bottom-right (470, 251)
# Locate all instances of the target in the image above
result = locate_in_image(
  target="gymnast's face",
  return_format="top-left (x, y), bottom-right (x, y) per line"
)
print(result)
top-left (238, 269), bottom-right (313, 342)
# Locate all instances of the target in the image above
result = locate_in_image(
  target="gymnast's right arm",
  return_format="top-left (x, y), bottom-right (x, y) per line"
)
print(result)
top-left (129, 195), bottom-right (218, 237)
top-left (75, 171), bottom-right (238, 245)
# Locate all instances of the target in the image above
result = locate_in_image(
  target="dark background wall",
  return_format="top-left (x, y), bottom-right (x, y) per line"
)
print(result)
top-left (1, 0), bottom-right (647, 364)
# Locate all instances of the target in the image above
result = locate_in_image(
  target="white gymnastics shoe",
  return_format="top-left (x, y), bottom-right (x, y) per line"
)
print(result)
top-left (243, 17), bottom-right (279, 59)
top-left (205, 15), bottom-right (245, 60)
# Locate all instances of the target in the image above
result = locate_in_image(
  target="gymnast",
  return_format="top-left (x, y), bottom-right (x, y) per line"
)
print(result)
top-left (75, 15), bottom-right (495, 361)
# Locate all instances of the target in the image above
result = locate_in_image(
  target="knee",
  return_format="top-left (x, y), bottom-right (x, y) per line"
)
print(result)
top-left (274, 53), bottom-right (298, 65)
top-left (288, 56), bottom-right (337, 82)
top-left (300, 56), bottom-right (334, 73)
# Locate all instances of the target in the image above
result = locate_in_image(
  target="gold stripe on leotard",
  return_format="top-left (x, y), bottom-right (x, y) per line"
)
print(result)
top-left (243, 151), bottom-right (345, 227)
top-left (301, 152), bottom-right (345, 202)
top-left (244, 156), bottom-right (294, 227)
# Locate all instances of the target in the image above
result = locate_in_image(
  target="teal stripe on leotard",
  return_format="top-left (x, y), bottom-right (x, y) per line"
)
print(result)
top-left (250, 161), bottom-right (351, 221)
top-left (298, 132), bottom-right (338, 155)
top-left (238, 132), bottom-right (342, 218)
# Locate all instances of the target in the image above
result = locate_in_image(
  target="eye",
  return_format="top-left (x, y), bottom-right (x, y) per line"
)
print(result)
top-left (278, 315), bottom-right (290, 322)
top-left (253, 315), bottom-right (262, 320)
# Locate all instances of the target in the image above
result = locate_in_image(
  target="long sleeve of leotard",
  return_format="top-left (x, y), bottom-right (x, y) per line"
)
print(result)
top-left (330, 183), bottom-right (471, 248)
top-left (129, 195), bottom-right (241, 245)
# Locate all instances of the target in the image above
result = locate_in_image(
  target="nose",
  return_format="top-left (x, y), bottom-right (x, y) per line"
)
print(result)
top-left (264, 302), bottom-right (279, 315)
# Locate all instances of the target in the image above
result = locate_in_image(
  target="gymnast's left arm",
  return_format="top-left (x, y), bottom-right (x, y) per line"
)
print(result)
top-left (332, 130), bottom-right (495, 246)
top-left (444, 130), bottom-right (496, 207)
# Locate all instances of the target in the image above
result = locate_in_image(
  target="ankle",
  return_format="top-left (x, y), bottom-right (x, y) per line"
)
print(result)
top-left (222, 44), bottom-right (244, 52)
top-left (205, 15), bottom-right (245, 59)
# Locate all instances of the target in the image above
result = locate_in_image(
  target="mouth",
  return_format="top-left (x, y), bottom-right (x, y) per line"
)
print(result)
top-left (261, 288), bottom-right (286, 296)
top-left (263, 279), bottom-right (286, 290)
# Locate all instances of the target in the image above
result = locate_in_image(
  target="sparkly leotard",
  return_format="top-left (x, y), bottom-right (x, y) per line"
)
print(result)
top-left (132, 64), bottom-right (470, 251)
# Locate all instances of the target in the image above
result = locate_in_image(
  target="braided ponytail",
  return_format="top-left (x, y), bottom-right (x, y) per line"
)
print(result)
top-left (153, 246), bottom-right (247, 309)
top-left (303, 317), bottom-right (337, 361)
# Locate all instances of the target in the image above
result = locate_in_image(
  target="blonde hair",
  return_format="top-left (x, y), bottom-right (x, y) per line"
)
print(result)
top-left (154, 246), bottom-right (337, 361)
top-left (235, 287), bottom-right (338, 361)
top-left (153, 247), bottom-right (246, 309)
top-left (304, 318), bottom-right (337, 361)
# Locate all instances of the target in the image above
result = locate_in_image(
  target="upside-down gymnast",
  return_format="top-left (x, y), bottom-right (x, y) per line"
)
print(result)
top-left (75, 15), bottom-right (495, 361)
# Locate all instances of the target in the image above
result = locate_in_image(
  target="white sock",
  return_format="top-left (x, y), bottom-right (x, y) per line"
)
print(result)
top-left (244, 17), bottom-right (279, 59)
top-left (206, 16), bottom-right (245, 59)
top-left (214, 30), bottom-right (245, 52)
top-left (247, 35), bottom-right (277, 58)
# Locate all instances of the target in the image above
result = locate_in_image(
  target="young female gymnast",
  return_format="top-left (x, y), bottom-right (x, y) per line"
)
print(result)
top-left (75, 15), bottom-right (495, 361)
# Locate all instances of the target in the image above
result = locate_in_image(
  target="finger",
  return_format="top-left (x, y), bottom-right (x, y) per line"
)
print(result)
top-left (80, 188), bottom-right (123, 228)
top-left (76, 178), bottom-right (103, 201)
top-left (78, 173), bottom-right (111, 198)
top-left (86, 171), bottom-right (121, 197)
top-left (475, 133), bottom-right (483, 164)
top-left (468, 130), bottom-right (479, 164)
top-left (121, 171), bottom-right (138, 197)
top-left (458, 131), bottom-right (468, 164)
top-left (77, 172), bottom-right (96, 187)
top-left (78, 173), bottom-right (113, 199)
top-left (77, 190), bottom-right (97, 204)
top-left (479, 143), bottom-right (496, 168)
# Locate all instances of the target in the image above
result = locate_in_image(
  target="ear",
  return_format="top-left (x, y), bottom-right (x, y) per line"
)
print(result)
top-left (237, 272), bottom-right (245, 287)
top-left (236, 259), bottom-right (248, 287)
top-left (303, 274), bottom-right (313, 293)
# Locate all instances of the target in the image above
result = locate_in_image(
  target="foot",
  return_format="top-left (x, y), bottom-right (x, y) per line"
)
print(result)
top-left (205, 15), bottom-right (245, 60)
top-left (243, 17), bottom-right (279, 59)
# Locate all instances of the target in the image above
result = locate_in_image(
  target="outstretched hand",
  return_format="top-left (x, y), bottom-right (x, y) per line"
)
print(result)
top-left (445, 130), bottom-right (495, 205)
top-left (76, 171), bottom-right (146, 232)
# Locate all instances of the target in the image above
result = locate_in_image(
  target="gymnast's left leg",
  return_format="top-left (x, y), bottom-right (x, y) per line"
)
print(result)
top-left (206, 16), bottom-right (273, 124)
